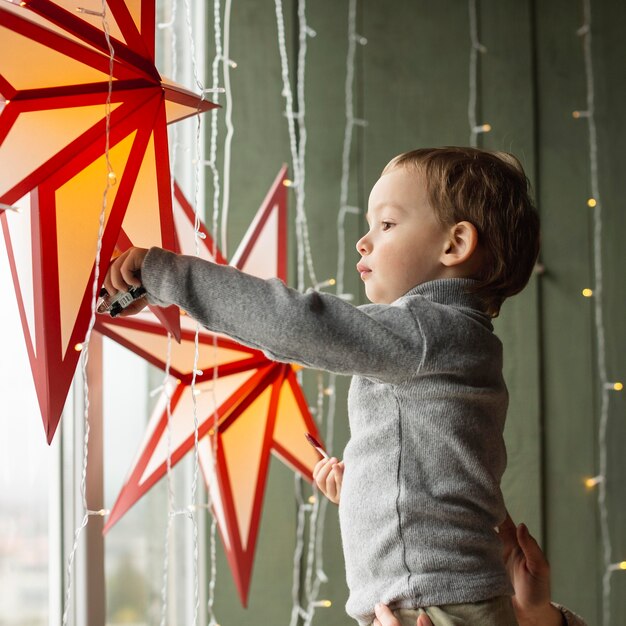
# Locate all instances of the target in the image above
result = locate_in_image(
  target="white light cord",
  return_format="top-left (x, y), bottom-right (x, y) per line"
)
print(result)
top-left (159, 337), bottom-right (175, 626)
top-left (274, 0), bottom-right (318, 291)
top-left (205, 3), bottom-right (224, 624)
top-left (577, 3), bottom-right (615, 625)
top-left (273, 2), bottom-right (336, 623)
top-left (157, 0), bottom-right (210, 622)
top-left (220, 0), bottom-right (235, 256)
top-left (289, 477), bottom-right (309, 626)
top-left (336, 0), bottom-right (362, 298)
top-left (183, 0), bottom-right (207, 621)
top-left (62, 2), bottom-right (114, 623)
top-left (467, 0), bottom-right (488, 147)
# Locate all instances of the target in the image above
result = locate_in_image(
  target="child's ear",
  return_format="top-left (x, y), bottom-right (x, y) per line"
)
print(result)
top-left (440, 221), bottom-right (479, 267)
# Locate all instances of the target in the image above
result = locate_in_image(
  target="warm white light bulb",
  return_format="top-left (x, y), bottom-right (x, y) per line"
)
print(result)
top-left (584, 476), bottom-right (603, 489)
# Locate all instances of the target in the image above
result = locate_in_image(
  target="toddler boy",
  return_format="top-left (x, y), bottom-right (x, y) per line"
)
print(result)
top-left (103, 147), bottom-right (540, 626)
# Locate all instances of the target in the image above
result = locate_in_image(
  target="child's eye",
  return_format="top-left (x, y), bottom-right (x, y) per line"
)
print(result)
top-left (381, 221), bottom-right (394, 231)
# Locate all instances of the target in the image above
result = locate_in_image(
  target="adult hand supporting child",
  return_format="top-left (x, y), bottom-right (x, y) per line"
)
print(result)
top-left (498, 514), bottom-right (564, 626)
top-left (102, 246), bottom-right (150, 316)
top-left (371, 515), bottom-right (577, 626)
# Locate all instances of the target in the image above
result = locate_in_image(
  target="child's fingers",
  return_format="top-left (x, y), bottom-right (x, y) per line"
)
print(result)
top-left (107, 249), bottom-right (133, 294)
top-left (312, 458), bottom-right (328, 481)
top-left (312, 457), bottom-right (333, 482)
top-left (313, 458), bottom-right (337, 493)
top-left (103, 254), bottom-right (123, 297)
top-left (117, 297), bottom-right (148, 317)
top-left (331, 462), bottom-right (344, 492)
top-left (325, 466), bottom-right (339, 500)
top-left (106, 248), bottom-right (146, 294)
top-left (120, 248), bottom-right (147, 288)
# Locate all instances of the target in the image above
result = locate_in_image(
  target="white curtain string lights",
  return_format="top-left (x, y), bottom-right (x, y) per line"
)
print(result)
top-left (273, 0), bottom-right (367, 623)
top-left (467, 0), bottom-right (491, 147)
top-left (156, 0), bottom-right (229, 624)
top-left (574, 2), bottom-right (624, 625)
top-left (62, 1), bottom-right (115, 624)
top-left (156, 2), bottom-right (202, 625)
top-left (273, 2), bottom-right (327, 625)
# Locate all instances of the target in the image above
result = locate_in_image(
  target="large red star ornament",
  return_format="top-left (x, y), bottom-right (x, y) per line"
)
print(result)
top-left (97, 167), bottom-right (324, 605)
top-left (0, 0), bottom-right (217, 443)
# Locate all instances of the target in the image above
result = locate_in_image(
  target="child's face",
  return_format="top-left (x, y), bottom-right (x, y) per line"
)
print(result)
top-left (356, 166), bottom-right (450, 304)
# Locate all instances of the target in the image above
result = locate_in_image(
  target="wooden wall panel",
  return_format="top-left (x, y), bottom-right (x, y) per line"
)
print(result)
top-left (199, 2), bottom-right (625, 625)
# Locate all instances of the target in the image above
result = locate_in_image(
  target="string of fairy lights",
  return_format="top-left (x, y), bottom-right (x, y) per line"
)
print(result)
top-left (49, 1), bottom-right (624, 624)
top-left (60, 2), bottom-right (115, 624)
top-left (274, 0), bottom-right (318, 292)
top-left (272, 2), bottom-right (330, 624)
top-left (574, 2), bottom-right (624, 625)
top-left (467, 0), bottom-right (491, 147)
top-left (156, 1), bottom-right (231, 625)
top-left (156, 2), bottom-right (203, 624)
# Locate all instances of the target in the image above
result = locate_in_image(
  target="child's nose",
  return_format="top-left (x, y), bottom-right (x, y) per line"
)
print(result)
top-left (356, 233), bottom-right (370, 254)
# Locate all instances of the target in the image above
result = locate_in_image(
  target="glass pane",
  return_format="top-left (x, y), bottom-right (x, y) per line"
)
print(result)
top-left (103, 337), bottom-right (197, 625)
top-left (0, 245), bottom-right (52, 626)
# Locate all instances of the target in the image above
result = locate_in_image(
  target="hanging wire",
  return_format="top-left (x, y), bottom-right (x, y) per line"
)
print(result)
top-left (158, 0), bottom-right (213, 622)
top-left (62, 2), bottom-right (114, 622)
top-left (219, 0), bottom-right (235, 256)
top-left (274, 0), bottom-right (318, 292)
top-left (577, 2), bottom-right (617, 624)
top-left (467, 0), bottom-right (489, 147)
top-left (157, 3), bottom-right (180, 622)
top-left (205, 3), bottom-right (224, 622)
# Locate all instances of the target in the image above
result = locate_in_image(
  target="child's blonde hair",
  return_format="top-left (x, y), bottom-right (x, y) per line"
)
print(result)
top-left (384, 147), bottom-right (540, 317)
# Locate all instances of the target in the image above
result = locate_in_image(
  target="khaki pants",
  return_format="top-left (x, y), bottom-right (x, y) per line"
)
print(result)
top-left (367, 596), bottom-right (518, 626)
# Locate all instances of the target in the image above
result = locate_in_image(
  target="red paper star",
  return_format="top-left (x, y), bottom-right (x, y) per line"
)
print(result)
top-left (0, 0), bottom-right (217, 442)
top-left (97, 168), bottom-right (324, 605)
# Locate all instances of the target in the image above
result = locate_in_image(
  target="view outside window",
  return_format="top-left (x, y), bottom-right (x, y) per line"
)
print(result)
top-left (0, 244), bottom-right (53, 626)
top-left (103, 338), bottom-right (197, 625)
top-left (0, 4), bottom-right (203, 623)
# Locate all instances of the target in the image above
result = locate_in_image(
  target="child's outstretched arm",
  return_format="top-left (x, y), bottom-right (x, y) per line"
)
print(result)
top-left (108, 246), bottom-right (425, 384)
top-left (312, 457), bottom-right (344, 504)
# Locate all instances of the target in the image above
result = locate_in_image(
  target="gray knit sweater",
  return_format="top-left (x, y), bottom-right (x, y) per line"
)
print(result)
top-left (141, 247), bottom-right (512, 625)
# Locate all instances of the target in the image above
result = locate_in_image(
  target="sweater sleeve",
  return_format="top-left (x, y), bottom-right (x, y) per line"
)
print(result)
top-left (552, 603), bottom-right (589, 626)
top-left (140, 247), bottom-right (423, 383)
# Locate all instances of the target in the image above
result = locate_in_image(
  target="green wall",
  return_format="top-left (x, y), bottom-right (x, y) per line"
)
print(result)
top-left (204, 1), bottom-right (626, 624)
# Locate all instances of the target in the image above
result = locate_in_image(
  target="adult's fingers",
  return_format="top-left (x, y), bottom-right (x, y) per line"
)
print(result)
top-left (417, 613), bottom-right (434, 626)
top-left (498, 512), bottom-right (519, 561)
top-left (517, 523), bottom-right (549, 576)
top-left (373, 603), bottom-right (401, 626)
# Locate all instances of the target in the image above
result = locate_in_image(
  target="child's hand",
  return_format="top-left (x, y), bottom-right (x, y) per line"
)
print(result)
top-left (312, 457), bottom-right (344, 504)
top-left (102, 247), bottom-right (150, 316)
